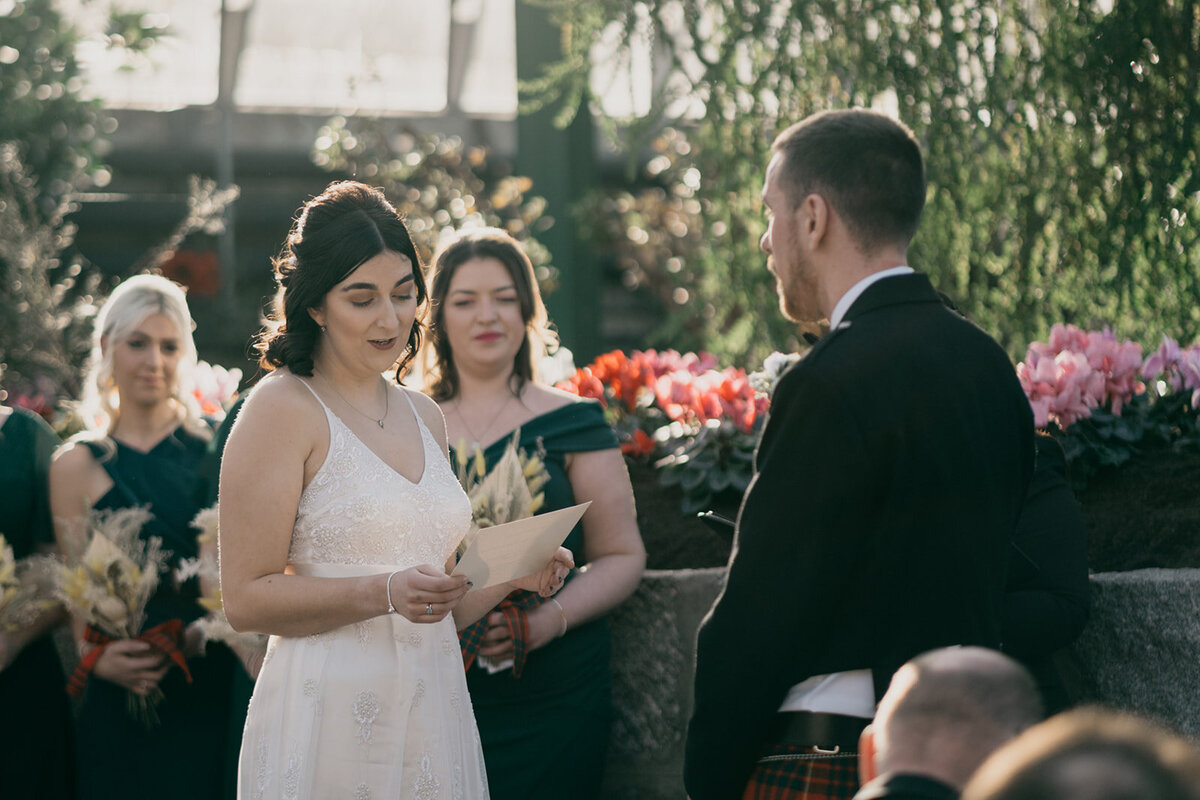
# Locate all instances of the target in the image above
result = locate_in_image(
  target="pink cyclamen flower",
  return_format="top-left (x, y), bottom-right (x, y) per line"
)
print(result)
top-left (185, 361), bottom-right (243, 421)
top-left (1017, 345), bottom-right (1098, 428)
top-left (654, 370), bottom-right (701, 424)
top-left (1021, 325), bottom-right (1146, 427)
top-left (1178, 345), bottom-right (1200, 409)
top-left (1047, 323), bottom-right (1091, 354)
top-left (1142, 335), bottom-right (1182, 388)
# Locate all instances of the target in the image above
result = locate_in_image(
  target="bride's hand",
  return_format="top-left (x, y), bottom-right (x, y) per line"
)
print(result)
top-left (386, 565), bottom-right (472, 623)
top-left (510, 547), bottom-right (574, 598)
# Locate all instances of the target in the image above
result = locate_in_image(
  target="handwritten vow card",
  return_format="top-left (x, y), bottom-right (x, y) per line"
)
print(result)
top-left (452, 502), bottom-right (591, 590)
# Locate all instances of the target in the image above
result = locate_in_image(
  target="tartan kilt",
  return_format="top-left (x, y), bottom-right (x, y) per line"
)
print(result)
top-left (741, 744), bottom-right (860, 800)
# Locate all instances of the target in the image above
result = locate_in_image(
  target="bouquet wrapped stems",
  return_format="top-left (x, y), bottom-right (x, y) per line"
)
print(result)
top-left (72, 618), bottom-right (191, 728)
top-left (53, 506), bottom-right (189, 728)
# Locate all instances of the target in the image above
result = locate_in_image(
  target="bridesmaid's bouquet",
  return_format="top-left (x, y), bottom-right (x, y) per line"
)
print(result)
top-left (452, 430), bottom-right (550, 561)
top-left (453, 431), bottom-right (554, 673)
top-left (0, 534), bottom-right (55, 633)
top-left (52, 506), bottom-right (184, 728)
top-left (175, 505), bottom-right (267, 677)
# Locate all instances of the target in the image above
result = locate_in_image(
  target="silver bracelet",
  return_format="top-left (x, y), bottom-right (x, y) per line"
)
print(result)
top-left (548, 597), bottom-right (568, 637)
top-left (385, 570), bottom-right (401, 614)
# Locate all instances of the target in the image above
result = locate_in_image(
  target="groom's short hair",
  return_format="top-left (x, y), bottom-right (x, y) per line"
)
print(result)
top-left (771, 108), bottom-right (926, 255)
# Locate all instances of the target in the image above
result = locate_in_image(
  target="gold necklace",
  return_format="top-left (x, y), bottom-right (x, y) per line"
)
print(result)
top-left (319, 374), bottom-right (389, 429)
top-left (454, 393), bottom-right (515, 447)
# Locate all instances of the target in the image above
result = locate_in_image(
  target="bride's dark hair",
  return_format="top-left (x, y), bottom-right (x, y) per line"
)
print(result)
top-left (255, 181), bottom-right (426, 379)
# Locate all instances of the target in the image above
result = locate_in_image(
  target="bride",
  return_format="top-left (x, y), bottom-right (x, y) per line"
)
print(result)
top-left (218, 181), bottom-right (571, 799)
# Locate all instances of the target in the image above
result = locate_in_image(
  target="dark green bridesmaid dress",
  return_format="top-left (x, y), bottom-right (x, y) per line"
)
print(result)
top-left (74, 426), bottom-right (238, 800)
top-left (0, 407), bottom-right (74, 799)
top-left (455, 400), bottom-right (619, 800)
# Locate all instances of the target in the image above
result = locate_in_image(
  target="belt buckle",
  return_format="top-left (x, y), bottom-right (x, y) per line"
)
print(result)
top-left (811, 744), bottom-right (841, 754)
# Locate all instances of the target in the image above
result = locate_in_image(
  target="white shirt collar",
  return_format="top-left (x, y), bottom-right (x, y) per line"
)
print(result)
top-left (828, 266), bottom-right (914, 330)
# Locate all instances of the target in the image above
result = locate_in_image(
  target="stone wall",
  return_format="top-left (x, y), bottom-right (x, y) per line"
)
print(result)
top-left (1067, 569), bottom-right (1200, 736)
top-left (600, 567), bottom-right (1200, 799)
top-left (602, 568), bottom-right (726, 800)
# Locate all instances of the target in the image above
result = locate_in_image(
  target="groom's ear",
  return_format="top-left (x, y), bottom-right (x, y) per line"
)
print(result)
top-left (858, 724), bottom-right (878, 785)
top-left (800, 193), bottom-right (829, 247)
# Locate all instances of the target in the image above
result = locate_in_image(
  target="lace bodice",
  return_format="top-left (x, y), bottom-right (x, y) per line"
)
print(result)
top-left (289, 383), bottom-right (473, 568)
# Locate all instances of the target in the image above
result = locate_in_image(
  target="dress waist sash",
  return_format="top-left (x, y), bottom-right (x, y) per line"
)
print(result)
top-left (290, 562), bottom-right (406, 579)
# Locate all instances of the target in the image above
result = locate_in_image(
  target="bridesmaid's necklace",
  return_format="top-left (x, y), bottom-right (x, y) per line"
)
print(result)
top-left (319, 374), bottom-right (389, 429)
top-left (453, 393), bottom-right (514, 447)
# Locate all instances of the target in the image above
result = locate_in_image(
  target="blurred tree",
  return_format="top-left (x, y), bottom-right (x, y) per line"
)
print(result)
top-left (1, 0), bottom-right (112, 400)
top-left (0, 0), bottom-right (107, 220)
top-left (312, 117), bottom-right (557, 292)
top-left (523, 0), bottom-right (1200, 364)
top-left (0, 145), bottom-right (97, 402)
top-left (0, 0), bottom-right (193, 405)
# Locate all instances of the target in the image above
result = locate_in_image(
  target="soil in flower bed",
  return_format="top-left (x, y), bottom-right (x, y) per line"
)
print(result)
top-left (632, 446), bottom-right (1200, 572)
top-left (1078, 445), bottom-right (1200, 572)
top-left (628, 459), bottom-right (735, 570)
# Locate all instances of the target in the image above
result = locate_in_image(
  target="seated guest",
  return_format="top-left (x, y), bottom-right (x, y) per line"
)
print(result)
top-left (856, 647), bottom-right (1043, 800)
top-left (962, 707), bottom-right (1200, 800)
top-left (1003, 431), bottom-right (1091, 714)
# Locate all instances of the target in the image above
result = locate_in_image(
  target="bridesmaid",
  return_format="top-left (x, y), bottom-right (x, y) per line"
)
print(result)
top-left (48, 274), bottom-right (238, 800)
top-left (423, 227), bottom-right (646, 799)
top-left (0, 388), bottom-right (74, 799)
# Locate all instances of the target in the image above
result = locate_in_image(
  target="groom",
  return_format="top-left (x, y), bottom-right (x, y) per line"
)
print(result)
top-left (683, 109), bottom-right (1035, 800)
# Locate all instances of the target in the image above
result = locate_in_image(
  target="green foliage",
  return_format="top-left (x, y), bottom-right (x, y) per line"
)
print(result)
top-left (0, 0), bottom-right (108, 219)
top-left (311, 117), bottom-right (557, 290)
top-left (0, 145), bottom-right (98, 400)
top-left (0, 0), bottom-right (195, 405)
top-left (0, 0), bottom-right (111, 399)
top-left (656, 418), bottom-right (757, 514)
top-left (525, 0), bottom-right (1200, 362)
top-left (1054, 389), bottom-right (1200, 490)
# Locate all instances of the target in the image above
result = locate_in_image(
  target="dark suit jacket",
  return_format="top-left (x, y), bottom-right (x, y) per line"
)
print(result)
top-left (683, 274), bottom-right (1034, 799)
top-left (854, 773), bottom-right (959, 800)
top-left (1003, 432), bottom-right (1090, 713)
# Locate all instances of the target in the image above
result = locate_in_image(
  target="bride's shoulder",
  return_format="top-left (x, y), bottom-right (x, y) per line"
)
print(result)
top-left (400, 385), bottom-right (445, 425)
top-left (400, 386), bottom-right (448, 449)
top-left (240, 370), bottom-right (324, 424)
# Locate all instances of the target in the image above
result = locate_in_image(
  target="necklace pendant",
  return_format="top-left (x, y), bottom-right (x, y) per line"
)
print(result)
top-left (378, 419), bottom-right (385, 429)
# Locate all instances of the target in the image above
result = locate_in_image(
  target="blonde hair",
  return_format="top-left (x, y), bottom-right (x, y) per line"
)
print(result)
top-left (78, 273), bottom-right (208, 438)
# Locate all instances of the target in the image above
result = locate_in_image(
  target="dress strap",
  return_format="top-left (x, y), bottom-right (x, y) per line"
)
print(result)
top-left (293, 376), bottom-right (334, 413)
top-left (398, 388), bottom-right (431, 442)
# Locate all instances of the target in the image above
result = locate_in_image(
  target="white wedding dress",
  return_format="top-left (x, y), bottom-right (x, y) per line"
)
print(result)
top-left (238, 383), bottom-right (489, 800)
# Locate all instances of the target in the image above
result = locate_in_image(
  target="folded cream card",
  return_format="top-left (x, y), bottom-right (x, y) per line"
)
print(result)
top-left (452, 502), bottom-right (591, 590)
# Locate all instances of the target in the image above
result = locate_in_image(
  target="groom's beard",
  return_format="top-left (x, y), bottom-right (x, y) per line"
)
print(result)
top-left (771, 255), bottom-right (821, 324)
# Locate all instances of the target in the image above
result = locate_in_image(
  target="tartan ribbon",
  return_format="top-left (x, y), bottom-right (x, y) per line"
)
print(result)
top-left (67, 619), bottom-right (194, 696)
top-left (459, 589), bottom-right (546, 678)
